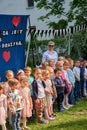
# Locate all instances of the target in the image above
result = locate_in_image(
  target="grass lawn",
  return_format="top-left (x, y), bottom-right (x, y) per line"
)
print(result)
top-left (6, 97), bottom-right (87, 130)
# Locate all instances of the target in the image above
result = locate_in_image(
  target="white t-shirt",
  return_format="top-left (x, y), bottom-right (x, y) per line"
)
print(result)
top-left (84, 68), bottom-right (87, 76)
top-left (73, 66), bottom-right (80, 80)
top-left (42, 50), bottom-right (58, 64)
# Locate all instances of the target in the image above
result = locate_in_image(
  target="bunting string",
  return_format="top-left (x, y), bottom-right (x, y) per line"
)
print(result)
top-left (28, 24), bottom-right (87, 38)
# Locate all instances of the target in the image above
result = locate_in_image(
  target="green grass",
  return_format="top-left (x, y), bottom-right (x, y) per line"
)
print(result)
top-left (6, 97), bottom-right (87, 130)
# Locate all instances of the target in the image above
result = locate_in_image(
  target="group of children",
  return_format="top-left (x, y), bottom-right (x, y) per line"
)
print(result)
top-left (0, 56), bottom-right (87, 130)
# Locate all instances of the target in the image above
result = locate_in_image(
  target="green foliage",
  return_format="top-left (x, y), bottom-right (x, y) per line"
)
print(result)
top-left (34, 0), bottom-right (65, 28)
top-left (70, 30), bottom-right (87, 59)
top-left (48, 19), bottom-right (68, 29)
top-left (67, 0), bottom-right (87, 25)
top-left (34, 0), bottom-right (87, 27)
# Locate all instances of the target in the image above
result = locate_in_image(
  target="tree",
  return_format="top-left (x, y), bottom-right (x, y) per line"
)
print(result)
top-left (67, 0), bottom-right (87, 25)
top-left (34, 0), bottom-right (67, 29)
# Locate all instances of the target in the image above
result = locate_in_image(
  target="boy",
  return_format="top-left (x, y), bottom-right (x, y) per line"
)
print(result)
top-left (54, 69), bottom-right (65, 112)
top-left (8, 78), bottom-right (23, 130)
top-left (32, 68), bottom-right (48, 124)
top-left (73, 60), bottom-right (81, 101)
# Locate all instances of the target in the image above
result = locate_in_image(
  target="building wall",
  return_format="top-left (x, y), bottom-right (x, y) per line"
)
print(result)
top-left (0, 0), bottom-right (73, 31)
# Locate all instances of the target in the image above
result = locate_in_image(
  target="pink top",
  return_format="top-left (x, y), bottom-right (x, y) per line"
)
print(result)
top-left (20, 87), bottom-right (32, 118)
top-left (4, 82), bottom-right (11, 96)
top-left (61, 70), bottom-right (70, 83)
top-left (0, 94), bottom-right (7, 124)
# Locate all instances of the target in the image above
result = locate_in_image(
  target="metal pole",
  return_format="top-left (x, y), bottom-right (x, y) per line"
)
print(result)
top-left (68, 33), bottom-right (70, 55)
top-left (25, 15), bottom-right (31, 66)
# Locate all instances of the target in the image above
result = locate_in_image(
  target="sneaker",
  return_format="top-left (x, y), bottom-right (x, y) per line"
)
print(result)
top-left (59, 108), bottom-right (65, 112)
top-left (76, 98), bottom-right (80, 101)
top-left (49, 116), bottom-right (55, 121)
top-left (66, 104), bottom-right (71, 108)
top-left (23, 126), bottom-right (30, 130)
top-left (69, 104), bottom-right (74, 107)
top-left (38, 119), bottom-right (48, 124)
top-left (63, 105), bottom-right (69, 110)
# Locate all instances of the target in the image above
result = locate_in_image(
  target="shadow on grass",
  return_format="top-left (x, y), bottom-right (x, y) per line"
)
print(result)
top-left (47, 119), bottom-right (87, 130)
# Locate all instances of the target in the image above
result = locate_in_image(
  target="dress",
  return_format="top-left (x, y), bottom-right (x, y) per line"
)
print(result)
top-left (0, 94), bottom-right (7, 125)
top-left (45, 79), bottom-right (53, 106)
top-left (20, 87), bottom-right (32, 118)
top-left (4, 82), bottom-right (11, 96)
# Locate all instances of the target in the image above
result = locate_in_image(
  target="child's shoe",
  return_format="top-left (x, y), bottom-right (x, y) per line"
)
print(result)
top-left (24, 127), bottom-right (31, 130)
top-left (63, 105), bottom-right (69, 110)
top-left (49, 116), bottom-right (55, 121)
top-left (22, 126), bottom-right (30, 130)
top-left (38, 119), bottom-right (49, 124)
top-left (59, 108), bottom-right (65, 112)
top-left (76, 98), bottom-right (80, 101)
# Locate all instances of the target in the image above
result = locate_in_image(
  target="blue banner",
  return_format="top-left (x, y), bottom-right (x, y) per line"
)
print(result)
top-left (0, 14), bottom-right (28, 81)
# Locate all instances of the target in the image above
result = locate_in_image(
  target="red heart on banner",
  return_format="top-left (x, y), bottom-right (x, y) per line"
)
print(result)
top-left (12, 16), bottom-right (20, 27)
top-left (2, 51), bottom-right (11, 62)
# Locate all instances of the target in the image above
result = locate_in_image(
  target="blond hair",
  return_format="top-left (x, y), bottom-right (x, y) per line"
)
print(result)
top-left (24, 66), bottom-right (32, 72)
top-left (8, 78), bottom-right (19, 86)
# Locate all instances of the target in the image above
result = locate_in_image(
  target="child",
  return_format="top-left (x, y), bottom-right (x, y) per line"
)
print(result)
top-left (32, 68), bottom-right (48, 124)
top-left (62, 61), bottom-right (72, 109)
top-left (8, 78), bottom-right (23, 130)
top-left (0, 83), bottom-right (7, 130)
top-left (16, 69), bottom-right (25, 81)
top-left (47, 67), bottom-right (57, 116)
top-left (20, 76), bottom-right (32, 130)
top-left (16, 69), bottom-right (25, 90)
top-left (73, 60), bottom-right (81, 101)
top-left (79, 59), bottom-right (85, 97)
top-left (55, 61), bottom-right (64, 70)
top-left (4, 70), bottom-right (14, 96)
top-left (42, 70), bottom-right (55, 120)
top-left (24, 66), bottom-right (34, 97)
top-left (84, 61), bottom-right (87, 95)
top-left (4, 70), bottom-right (14, 126)
top-left (40, 62), bottom-right (49, 70)
top-left (66, 59), bottom-right (75, 105)
top-left (54, 69), bottom-right (65, 112)
top-left (24, 66), bottom-right (35, 117)
top-left (48, 59), bottom-right (55, 69)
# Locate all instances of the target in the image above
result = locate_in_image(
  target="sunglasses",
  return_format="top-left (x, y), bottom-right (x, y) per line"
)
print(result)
top-left (49, 45), bottom-right (54, 47)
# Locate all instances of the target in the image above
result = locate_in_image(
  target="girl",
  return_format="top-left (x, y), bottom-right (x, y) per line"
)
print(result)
top-left (16, 69), bottom-right (25, 81)
top-left (16, 69), bottom-right (25, 90)
top-left (48, 59), bottom-right (55, 69)
top-left (20, 76), bottom-right (33, 130)
top-left (42, 70), bottom-right (54, 119)
top-left (67, 59), bottom-right (75, 105)
top-left (4, 70), bottom-right (14, 96)
top-left (0, 83), bottom-right (7, 130)
top-left (40, 62), bottom-right (49, 70)
top-left (24, 66), bottom-right (34, 97)
top-left (62, 60), bottom-right (72, 109)
top-left (4, 70), bottom-right (14, 126)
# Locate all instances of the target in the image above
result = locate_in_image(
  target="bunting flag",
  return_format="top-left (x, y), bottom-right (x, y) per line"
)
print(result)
top-left (27, 24), bottom-right (87, 39)
top-left (45, 30), bottom-right (48, 37)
